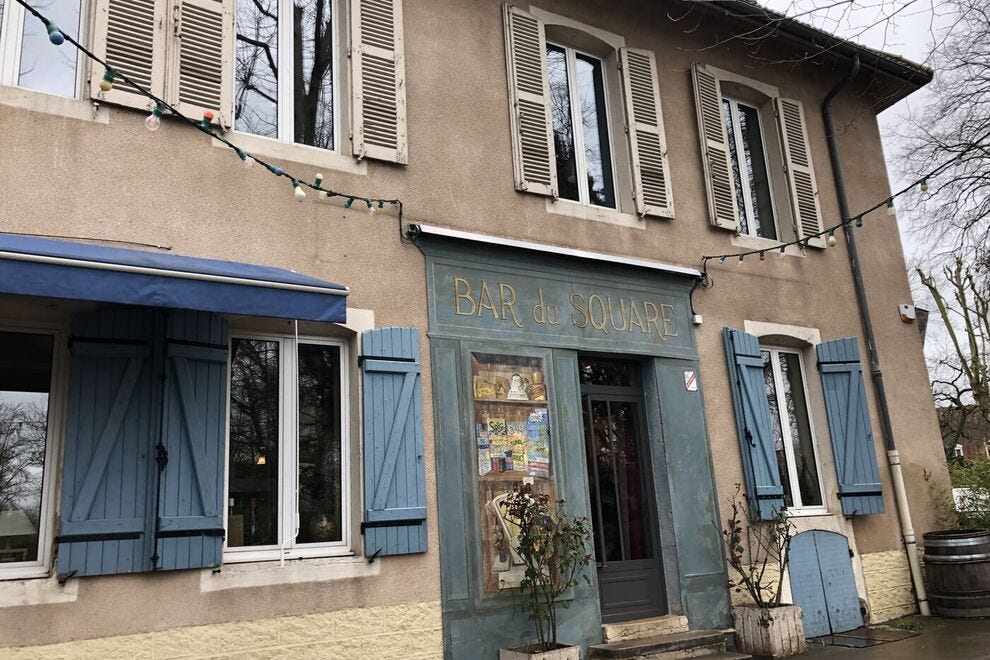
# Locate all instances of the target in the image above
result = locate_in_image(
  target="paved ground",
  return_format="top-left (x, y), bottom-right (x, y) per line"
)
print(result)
top-left (804, 617), bottom-right (990, 659)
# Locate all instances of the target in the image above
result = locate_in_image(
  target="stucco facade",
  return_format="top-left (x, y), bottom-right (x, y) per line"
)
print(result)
top-left (0, 0), bottom-right (947, 657)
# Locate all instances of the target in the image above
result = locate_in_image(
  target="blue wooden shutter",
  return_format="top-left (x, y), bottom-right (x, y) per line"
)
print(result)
top-left (361, 327), bottom-right (427, 557)
top-left (817, 338), bottom-right (884, 515)
top-left (723, 328), bottom-right (784, 519)
top-left (155, 311), bottom-right (229, 570)
top-left (58, 308), bottom-right (159, 577)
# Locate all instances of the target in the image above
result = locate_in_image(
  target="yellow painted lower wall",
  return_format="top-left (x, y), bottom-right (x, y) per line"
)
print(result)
top-left (861, 550), bottom-right (917, 623)
top-left (0, 601), bottom-right (443, 660)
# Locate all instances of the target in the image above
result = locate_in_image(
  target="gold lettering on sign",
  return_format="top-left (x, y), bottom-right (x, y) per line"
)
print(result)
top-left (499, 282), bottom-right (524, 328)
top-left (608, 298), bottom-right (629, 331)
top-left (588, 295), bottom-right (609, 334)
top-left (477, 281), bottom-right (500, 319)
top-left (643, 301), bottom-right (664, 341)
top-left (628, 300), bottom-right (646, 334)
top-left (454, 277), bottom-right (476, 316)
top-left (532, 289), bottom-right (560, 326)
top-left (570, 293), bottom-right (588, 328)
top-left (661, 303), bottom-right (678, 338)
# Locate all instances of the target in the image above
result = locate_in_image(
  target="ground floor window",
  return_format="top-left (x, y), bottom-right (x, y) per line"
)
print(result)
top-left (0, 328), bottom-right (56, 571)
top-left (761, 346), bottom-right (824, 511)
top-left (225, 333), bottom-right (347, 560)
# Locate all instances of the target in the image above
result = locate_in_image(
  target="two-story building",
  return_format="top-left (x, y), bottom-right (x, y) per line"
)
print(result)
top-left (0, 0), bottom-right (949, 658)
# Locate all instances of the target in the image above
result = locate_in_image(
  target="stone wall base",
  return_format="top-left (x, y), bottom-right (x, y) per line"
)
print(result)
top-left (0, 601), bottom-right (443, 660)
top-left (862, 550), bottom-right (917, 623)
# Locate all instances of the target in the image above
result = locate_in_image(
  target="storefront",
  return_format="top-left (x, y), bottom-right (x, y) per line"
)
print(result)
top-left (414, 226), bottom-right (731, 658)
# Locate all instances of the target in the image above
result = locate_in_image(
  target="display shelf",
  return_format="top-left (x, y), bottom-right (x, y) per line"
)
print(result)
top-left (473, 398), bottom-right (548, 405)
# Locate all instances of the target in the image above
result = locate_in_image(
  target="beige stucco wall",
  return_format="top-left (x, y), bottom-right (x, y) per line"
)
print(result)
top-left (0, 0), bottom-right (948, 649)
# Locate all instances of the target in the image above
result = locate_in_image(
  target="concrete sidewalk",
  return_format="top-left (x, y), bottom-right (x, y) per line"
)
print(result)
top-left (804, 617), bottom-right (990, 659)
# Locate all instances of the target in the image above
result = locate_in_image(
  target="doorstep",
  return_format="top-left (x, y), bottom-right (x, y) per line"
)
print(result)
top-left (589, 629), bottom-right (750, 660)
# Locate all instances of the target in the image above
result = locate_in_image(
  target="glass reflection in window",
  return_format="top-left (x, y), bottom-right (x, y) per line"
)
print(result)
top-left (722, 97), bottom-right (777, 239)
top-left (12, 0), bottom-right (82, 97)
top-left (0, 331), bottom-right (53, 565)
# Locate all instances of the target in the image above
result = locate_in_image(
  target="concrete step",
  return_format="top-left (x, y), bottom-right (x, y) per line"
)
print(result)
top-left (589, 629), bottom-right (727, 659)
top-left (703, 653), bottom-right (751, 660)
top-left (602, 615), bottom-right (690, 643)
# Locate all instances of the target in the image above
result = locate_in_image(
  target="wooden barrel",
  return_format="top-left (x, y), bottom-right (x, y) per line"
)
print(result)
top-left (923, 529), bottom-right (990, 619)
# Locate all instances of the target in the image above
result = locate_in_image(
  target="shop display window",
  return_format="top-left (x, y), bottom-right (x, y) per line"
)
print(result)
top-left (471, 352), bottom-right (554, 593)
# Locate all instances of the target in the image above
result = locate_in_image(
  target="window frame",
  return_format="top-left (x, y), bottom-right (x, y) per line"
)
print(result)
top-left (233, 0), bottom-right (341, 154)
top-left (762, 345), bottom-right (827, 515)
top-left (723, 96), bottom-right (779, 240)
top-left (0, 321), bottom-right (65, 580)
top-left (0, 0), bottom-right (86, 98)
top-left (222, 330), bottom-right (351, 564)
top-left (546, 40), bottom-right (618, 210)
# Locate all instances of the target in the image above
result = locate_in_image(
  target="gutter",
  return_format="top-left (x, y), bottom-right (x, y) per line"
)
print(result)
top-left (821, 54), bottom-right (930, 617)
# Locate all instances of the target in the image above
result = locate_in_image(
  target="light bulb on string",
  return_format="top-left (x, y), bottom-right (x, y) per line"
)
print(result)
top-left (778, 245), bottom-right (786, 257)
top-left (886, 200), bottom-right (895, 216)
top-left (827, 230), bottom-right (837, 247)
top-left (199, 111), bottom-right (214, 130)
top-left (265, 164), bottom-right (283, 177)
top-left (378, 200), bottom-right (385, 210)
top-left (366, 199), bottom-right (375, 214)
top-left (344, 197), bottom-right (355, 209)
top-left (313, 173), bottom-right (324, 189)
top-left (144, 104), bottom-right (165, 131)
top-left (235, 148), bottom-right (256, 169)
top-left (855, 216), bottom-right (863, 228)
top-left (737, 255), bottom-right (745, 266)
top-left (759, 251), bottom-right (766, 262)
top-left (292, 179), bottom-right (306, 202)
top-left (99, 67), bottom-right (116, 92)
top-left (919, 179), bottom-right (929, 193)
top-left (719, 256), bottom-right (726, 263)
top-left (323, 191), bottom-right (335, 200)
top-left (44, 19), bottom-right (64, 45)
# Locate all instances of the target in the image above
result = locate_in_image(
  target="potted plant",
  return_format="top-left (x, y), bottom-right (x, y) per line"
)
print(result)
top-left (721, 485), bottom-right (806, 658)
top-left (498, 482), bottom-right (593, 660)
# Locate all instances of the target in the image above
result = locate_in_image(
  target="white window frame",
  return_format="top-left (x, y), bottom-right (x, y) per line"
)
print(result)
top-left (724, 96), bottom-right (779, 239)
top-left (547, 41), bottom-right (618, 209)
top-left (233, 0), bottom-right (340, 154)
top-left (223, 330), bottom-right (351, 563)
top-left (763, 345), bottom-right (827, 515)
top-left (0, 322), bottom-right (65, 580)
top-left (0, 0), bottom-right (85, 98)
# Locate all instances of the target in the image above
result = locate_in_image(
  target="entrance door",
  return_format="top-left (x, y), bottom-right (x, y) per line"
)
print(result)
top-left (580, 357), bottom-right (666, 623)
top-left (789, 530), bottom-right (864, 638)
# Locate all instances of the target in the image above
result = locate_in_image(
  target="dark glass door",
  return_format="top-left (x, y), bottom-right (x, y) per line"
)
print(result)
top-left (580, 357), bottom-right (665, 623)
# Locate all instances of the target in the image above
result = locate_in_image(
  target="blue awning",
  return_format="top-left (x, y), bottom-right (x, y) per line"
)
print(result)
top-left (0, 234), bottom-right (348, 323)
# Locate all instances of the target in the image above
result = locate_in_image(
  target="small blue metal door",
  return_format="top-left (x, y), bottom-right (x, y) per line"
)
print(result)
top-left (789, 530), bottom-right (863, 638)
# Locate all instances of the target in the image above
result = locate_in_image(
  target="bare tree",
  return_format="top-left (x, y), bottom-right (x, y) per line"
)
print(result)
top-left (0, 402), bottom-right (48, 519)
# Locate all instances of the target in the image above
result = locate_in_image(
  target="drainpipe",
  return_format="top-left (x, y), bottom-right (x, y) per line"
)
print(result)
top-left (821, 54), bottom-right (930, 617)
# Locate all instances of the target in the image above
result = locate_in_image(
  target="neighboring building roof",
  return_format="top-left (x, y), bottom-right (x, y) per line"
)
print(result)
top-left (693, 0), bottom-right (933, 109)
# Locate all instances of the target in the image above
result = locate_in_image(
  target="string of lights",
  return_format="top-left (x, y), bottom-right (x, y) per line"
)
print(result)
top-left (17, 0), bottom-right (402, 218)
top-left (700, 136), bottom-right (989, 272)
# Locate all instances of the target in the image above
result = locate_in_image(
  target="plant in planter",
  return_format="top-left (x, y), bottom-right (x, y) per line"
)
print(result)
top-left (721, 485), bottom-right (806, 658)
top-left (498, 482), bottom-right (593, 660)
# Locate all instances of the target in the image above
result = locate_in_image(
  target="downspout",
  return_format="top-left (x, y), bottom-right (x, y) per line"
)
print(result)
top-left (821, 54), bottom-right (930, 616)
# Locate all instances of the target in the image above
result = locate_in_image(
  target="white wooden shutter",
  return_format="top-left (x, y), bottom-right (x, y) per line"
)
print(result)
top-left (350, 0), bottom-right (408, 164)
top-left (692, 63), bottom-right (738, 231)
top-left (502, 3), bottom-right (556, 197)
top-left (169, 0), bottom-right (234, 127)
top-left (620, 48), bottom-right (674, 218)
top-left (89, 0), bottom-right (169, 110)
top-left (776, 97), bottom-right (825, 247)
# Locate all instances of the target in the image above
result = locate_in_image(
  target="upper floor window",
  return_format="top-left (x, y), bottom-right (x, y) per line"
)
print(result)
top-left (546, 44), bottom-right (615, 209)
top-left (723, 97), bottom-right (777, 240)
top-left (761, 346), bottom-right (824, 511)
top-left (693, 63), bottom-right (826, 247)
top-left (226, 333), bottom-right (348, 560)
top-left (0, 0), bottom-right (83, 97)
top-left (503, 5), bottom-right (674, 219)
top-left (234, 0), bottom-right (336, 150)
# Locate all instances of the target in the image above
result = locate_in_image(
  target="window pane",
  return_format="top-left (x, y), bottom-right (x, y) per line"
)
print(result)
top-left (778, 353), bottom-right (822, 507)
top-left (293, 0), bottom-right (334, 149)
top-left (738, 104), bottom-right (776, 240)
top-left (235, 0), bottom-right (279, 139)
top-left (296, 344), bottom-right (341, 544)
top-left (723, 100), bottom-right (750, 236)
top-left (0, 332), bottom-right (53, 564)
top-left (547, 46), bottom-right (579, 202)
top-left (575, 54), bottom-right (615, 208)
top-left (17, 0), bottom-right (81, 97)
top-left (228, 338), bottom-right (280, 547)
top-left (762, 350), bottom-right (792, 508)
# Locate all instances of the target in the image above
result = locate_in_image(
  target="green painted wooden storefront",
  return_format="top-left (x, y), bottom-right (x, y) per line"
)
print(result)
top-left (418, 236), bottom-right (731, 659)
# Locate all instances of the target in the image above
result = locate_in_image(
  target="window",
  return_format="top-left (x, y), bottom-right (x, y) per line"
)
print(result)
top-left (0, 328), bottom-right (57, 573)
top-left (234, 0), bottom-right (336, 150)
top-left (723, 97), bottom-right (777, 240)
top-left (761, 347), bottom-right (824, 511)
top-left (954, 444), bottom-right (964, 458)
top-left (226, 333), bottom-right (347, 560)
top-left (546, 44), bottom-right (615, 208)
top-left (0, 0), bottom-right (83, 97)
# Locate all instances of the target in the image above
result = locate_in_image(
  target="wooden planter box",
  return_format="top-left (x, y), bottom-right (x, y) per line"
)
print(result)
top-left (732, 604), bottom-right (806, 658)
top-left (499, 644), bottom-right (580, 660)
